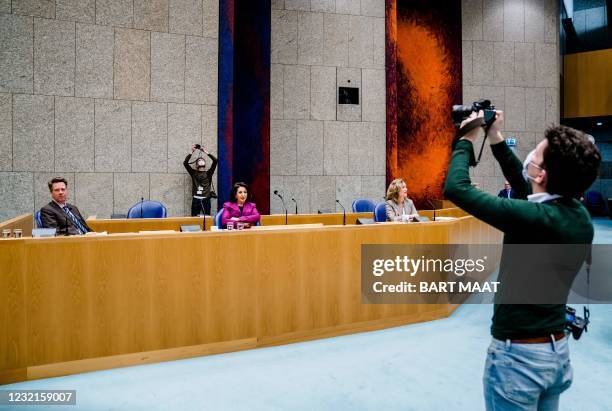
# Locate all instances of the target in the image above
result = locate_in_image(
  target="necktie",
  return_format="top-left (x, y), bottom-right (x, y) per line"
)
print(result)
top-left (63, 206), bottom-right (87, 234)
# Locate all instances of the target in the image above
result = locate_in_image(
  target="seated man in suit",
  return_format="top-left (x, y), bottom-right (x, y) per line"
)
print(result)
top-left (40, 177), bottom-right (92, 236)
top-left (497, 180), bottom-right (515, 199)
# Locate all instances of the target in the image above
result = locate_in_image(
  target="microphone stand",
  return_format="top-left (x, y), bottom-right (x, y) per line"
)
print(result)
top-left (426, 199), bottom-right (436, 221)
top-left (336, 199), bottom-right (346, 225)
top-left (199, 198), bottom-right (207, 231)
top-left (291, 198), bottom-right (298, 214)
top-left (274, 191), bottom-right (288, 225)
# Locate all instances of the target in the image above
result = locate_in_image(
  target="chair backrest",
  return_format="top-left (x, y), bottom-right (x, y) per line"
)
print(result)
top-left (374, 202), bottom-right (387, 222)
top-left (213, 208), bottom-right (259, 227)
top-left (34, 210), bottom-right (43, 228)
top-left (127, 200), bottom-right (167, 218)
top-left (584, 191), bottom-right (607, 216)
top-left (214, 209), bottom-right (223, 227)
top-left (352, 199), bottom-right (376, 213)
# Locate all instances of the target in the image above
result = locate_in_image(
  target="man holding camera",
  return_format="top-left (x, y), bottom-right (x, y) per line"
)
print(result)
top-left (184, 144), bottom-right (218, 216)
top-left (444, 110), bottom-right (600, 410)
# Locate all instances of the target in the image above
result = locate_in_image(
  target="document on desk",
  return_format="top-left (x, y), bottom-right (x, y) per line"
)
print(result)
top-left (432, 217), bottom-right (457, 222)
top-left (249, 223), bottom-right (324, 231)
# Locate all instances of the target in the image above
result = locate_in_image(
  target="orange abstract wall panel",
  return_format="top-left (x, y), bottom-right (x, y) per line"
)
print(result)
top-left (386, 0), bottom-right (462, 207)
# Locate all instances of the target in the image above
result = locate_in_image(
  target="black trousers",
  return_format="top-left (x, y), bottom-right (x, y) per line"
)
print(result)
top-left (191, 197), bottom-right (211, 216)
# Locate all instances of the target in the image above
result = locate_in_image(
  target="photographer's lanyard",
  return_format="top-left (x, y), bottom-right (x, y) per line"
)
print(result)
top-left (457, 117), bottom-right (489, 165)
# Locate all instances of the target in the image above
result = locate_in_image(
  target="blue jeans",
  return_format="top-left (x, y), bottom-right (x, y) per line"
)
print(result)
top-left (483, 335), bottom-right (573, 411)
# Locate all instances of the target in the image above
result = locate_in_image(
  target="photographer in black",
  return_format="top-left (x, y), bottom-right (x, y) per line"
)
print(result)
top-left (444, 108), bottom-right (600, 410)
top-left (184, 144), bottom-right (218, 216)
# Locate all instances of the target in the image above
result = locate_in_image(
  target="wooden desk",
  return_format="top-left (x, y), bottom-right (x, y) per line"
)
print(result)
top-left (1, 209), bottom-right (463, 238)
top-left (85, 213), bottom-right (374, 234)
top-left (248, 223), bottom-right (324, 231)
top-left (432, 200), bottom-right (456, 210)
top-left (261, 212), bottom-right (373, 226)
top-left (0, 212), bottom-right (501, 384)
top-left (86, 216), bottom-right (211, 233)
top-left (0, 214), bottom-right (33, 238)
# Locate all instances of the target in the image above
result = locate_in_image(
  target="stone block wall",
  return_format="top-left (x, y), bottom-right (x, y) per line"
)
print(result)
top-left (269, 0), bottom-right (560, 214)
top-left (0, 0), bottom-right (219, 220)
top-left (0, 0), bottom-right (561, 220)
top-left (269, 0), bottom-right (387, 214)
top-left (462, 0), bottom-right (560, 194)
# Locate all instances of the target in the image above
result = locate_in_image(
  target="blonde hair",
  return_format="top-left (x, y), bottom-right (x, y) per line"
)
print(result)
top-left (385, 178), bottom-right (406, 202)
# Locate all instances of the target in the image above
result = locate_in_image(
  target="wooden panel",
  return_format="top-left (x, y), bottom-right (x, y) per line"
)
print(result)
top-left (261, 212), bottom-right (373, 226)
top-left (420, 207), bottom-right (468, 219)
top-left (23, 234), bottom-right (256, 366)
top-left (0, 214), bottom-right (34, 237)
top-left (0, 211), bottom-right (503, 383)
top-left (86, 213), bottom-right (374, 234)
top-left (564, 49), bottom-right (612, 118)
top-left (0, 240), bottom-right (27, 374)
top-left (432, 200), bottom-right (455, 209)
top-left (27, 338), bottom-right (257, 382)
top-left (86, 216), bottom-right (211, 233)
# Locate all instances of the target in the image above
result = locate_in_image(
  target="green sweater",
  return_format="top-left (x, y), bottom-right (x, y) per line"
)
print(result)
top-left (444, 140), bottom-right (593, 339)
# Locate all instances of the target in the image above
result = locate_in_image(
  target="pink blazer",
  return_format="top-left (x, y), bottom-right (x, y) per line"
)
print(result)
top-left (221, 201), bottom-right (260, 227)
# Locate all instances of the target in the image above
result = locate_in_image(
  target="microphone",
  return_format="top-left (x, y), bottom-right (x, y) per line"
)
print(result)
top-left (199, 198), bottom-right (207, 231)
top-left (139, 197), bottom-right (144, 219)
top-left (335, 199), bottom-right (346, 225)
top-left (291, 197), bottom-right (298, 214)
top-left (274, 190), bottom-right (288, 225)
top-left (425, 198), bottom-right (436, 221)
top-left (425, 199), bottom-right (436, 221)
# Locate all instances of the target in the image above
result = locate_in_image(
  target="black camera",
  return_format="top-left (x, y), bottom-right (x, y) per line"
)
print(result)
top-left (451, 99), bottom-right (497, 128)
top-left (565, 306), bottom-right (590, 340)
top-left (194, 144), bottom-right (201, 150)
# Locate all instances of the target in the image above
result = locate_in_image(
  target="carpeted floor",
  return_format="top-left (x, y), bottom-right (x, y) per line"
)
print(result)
top-left (2, 219), bottom-right (611, 411)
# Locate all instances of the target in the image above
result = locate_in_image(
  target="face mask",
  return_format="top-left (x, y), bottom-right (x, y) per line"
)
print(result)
top-left (522, 149), bottom-right (538, 182)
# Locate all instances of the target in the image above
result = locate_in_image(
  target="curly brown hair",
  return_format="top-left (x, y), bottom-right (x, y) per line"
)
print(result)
top-left (543, 125), bottom-right (601, 198)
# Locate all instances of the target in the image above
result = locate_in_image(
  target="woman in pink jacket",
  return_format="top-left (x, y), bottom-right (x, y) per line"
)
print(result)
top-left (221, 182), bottom-right (261, 228)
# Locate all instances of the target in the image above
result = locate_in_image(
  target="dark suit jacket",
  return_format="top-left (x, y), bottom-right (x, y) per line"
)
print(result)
top-left (497, 188), bottom-right (515, 199)
top-left (40, 201), bottom-right (92, 236)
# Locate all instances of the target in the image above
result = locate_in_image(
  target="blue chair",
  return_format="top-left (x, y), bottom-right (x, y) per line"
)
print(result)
top-left (34, 210), bottom-right (43, 228)
top-left (584, 191), bottom-right (608, 217)
top-left (214, 209), bottom-right (223, 227)
top-left (127, 200), bottom-right (167, 218)
top-left (352, 199), bottom-right (376, 213)
top-left (374, 202), bottom-right (387, 222)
